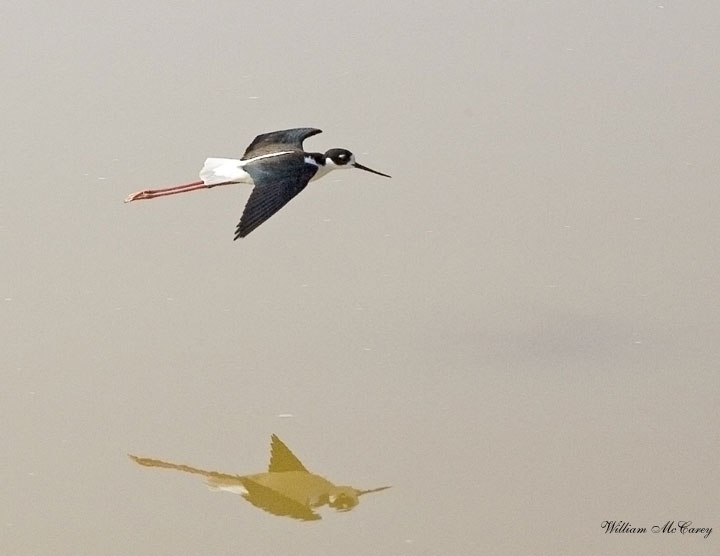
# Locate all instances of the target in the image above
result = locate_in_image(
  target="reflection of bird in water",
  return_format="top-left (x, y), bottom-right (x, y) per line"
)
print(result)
top-left (130, 434), bottom-right (390, 521)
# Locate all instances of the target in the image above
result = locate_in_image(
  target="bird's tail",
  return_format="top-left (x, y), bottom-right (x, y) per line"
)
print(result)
top-left (199, 158), bottom-right (249, 185)
top-left (206, 475), bottom-right (250, 494)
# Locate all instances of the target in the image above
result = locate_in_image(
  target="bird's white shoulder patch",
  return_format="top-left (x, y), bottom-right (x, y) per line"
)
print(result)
top-left (242, 151), bottom-right (295, 164)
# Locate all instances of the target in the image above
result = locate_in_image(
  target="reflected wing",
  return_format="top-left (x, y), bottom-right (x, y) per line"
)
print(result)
top-left (268, 434), bottom-right (309, 473)
top-left (235, 154), bottom-right (318, 239)
top-left (241, 478), bottom-right (321, 521)
top-left (242, 128), bottom-right (322, 159)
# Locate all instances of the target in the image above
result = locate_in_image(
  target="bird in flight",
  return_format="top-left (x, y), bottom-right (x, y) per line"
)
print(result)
top-left (124, 128), bottom-right (391, 239)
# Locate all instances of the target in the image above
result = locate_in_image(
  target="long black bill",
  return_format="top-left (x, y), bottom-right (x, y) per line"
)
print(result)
top-left (353, 162), bottom-right (391, 178)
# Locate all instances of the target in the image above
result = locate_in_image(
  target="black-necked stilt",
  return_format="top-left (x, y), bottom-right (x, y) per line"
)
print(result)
top-left (130, 434), bottom-right (390, 521)
top-left (124, 128), bottom-right (391, 239)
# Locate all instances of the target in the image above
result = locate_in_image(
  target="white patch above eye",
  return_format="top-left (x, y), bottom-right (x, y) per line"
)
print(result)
top-left (325, 154), bottom-right (355, 168)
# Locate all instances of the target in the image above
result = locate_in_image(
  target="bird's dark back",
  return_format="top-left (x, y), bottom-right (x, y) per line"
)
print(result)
top-left (242, 128), bottom-right (322, 159)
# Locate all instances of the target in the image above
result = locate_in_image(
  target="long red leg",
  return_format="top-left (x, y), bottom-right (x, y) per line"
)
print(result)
top-left (124, 179), bottom-right (238, 203)
top-left (124, 180), bottom-right (207, 202)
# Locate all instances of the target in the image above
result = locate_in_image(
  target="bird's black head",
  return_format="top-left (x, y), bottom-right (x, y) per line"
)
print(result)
top-left (323, 148), bottom-right (391, 178)
top-left (324, 148), bottom-right (355, 167)
top-left (328, 487), bottom-right (360, 511)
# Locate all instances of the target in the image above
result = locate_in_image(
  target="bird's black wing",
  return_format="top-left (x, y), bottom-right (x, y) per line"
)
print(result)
top-left (268, 434), bottom-right (309, 473)
top-left (235, 153), bottom-right (319, 239)
top-left (242, 128), bottom-right (322, 159)
top-left (240, 478), bottom-right (321, 521)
